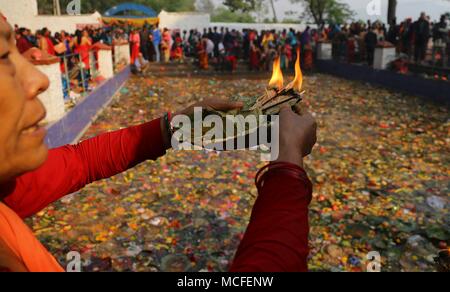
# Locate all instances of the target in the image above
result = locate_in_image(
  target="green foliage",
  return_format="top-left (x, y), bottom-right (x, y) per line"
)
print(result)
top-left (289, 0), bottom-right (354, 25)
top-left (196, 0), bottom-right (216, 14)
top-left (211, 7), bottom-right (256, 23)
top-left (222, 0), bottom-right (259, 12)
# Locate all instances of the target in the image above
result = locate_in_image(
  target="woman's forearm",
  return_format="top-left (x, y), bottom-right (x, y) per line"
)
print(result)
top-left (3, 118), bottom-right (168, 218)
top-left (230, 163), bottom-right (312, 272)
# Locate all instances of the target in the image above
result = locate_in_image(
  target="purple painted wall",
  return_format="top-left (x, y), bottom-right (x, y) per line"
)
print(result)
top-left (45, 66), bottom-right (131, 149)
top-left (316, 60), bottom-right (450, 107)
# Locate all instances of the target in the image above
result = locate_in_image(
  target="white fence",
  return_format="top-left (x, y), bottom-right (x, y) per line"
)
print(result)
top-left (29, 43), bottom-right (130, 123)
top-left (209, 22), bottom-right (313, 33)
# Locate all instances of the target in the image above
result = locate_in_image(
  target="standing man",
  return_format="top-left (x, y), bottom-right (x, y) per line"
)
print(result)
top-left (212, 27), bottom-right (221, 58)
top-left (152, 25), bottom-right (161, 62)
top-left (140, 26), bottom-right (150, 61)
top-left (432, 15), bottom-right (448, 66)
top-left (413, 12), bottom-right (430, 64)
top-left (365, 26), bottom-right (378, 66)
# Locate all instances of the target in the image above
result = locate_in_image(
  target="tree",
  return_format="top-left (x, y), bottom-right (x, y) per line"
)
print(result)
top-left (196, 0), bottom-right (215, 14)
top-left (53, 0), bottom-right (61, 15)
top-left (387, 0), bottom-right (397, 26)
top-left (254, 1), bottom-right (270, 23)
top-left (211, 7), bottom-right (256, 23)
top-left (223, 0), bottom-right (259, 12)
top-left (268, 0), bottom-right (278, 23)
top-left (289, 0), bottom-right (354, 26)
top-left (223, 0), bottom-right (280, 22)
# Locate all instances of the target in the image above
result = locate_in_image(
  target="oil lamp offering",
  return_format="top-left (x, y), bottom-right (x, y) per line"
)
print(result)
top-left (250, 48), bottom-right (305, 115)
top-left (177, 48), bottom-right (306, 147)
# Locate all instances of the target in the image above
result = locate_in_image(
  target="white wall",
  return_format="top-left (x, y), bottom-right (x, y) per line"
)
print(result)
top-left (0, 0), bottom-right (101, 32)
top-left (159, 10), bottom-right (210, 32)
top-left (210, 22), bottom-right (312, 33)
top-left (98, 49), bottom-right (114, 79)
top-left (114, 43), bottom-right (131, 68)
top-left (36, 62), bottom-right (65, 123)
top-left (31, 13), bottom-right (102, 33)
top-left (0, 0), bottom-right (38, 26)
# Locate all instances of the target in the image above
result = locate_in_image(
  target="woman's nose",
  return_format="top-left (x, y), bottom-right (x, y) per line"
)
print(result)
top-left (19, 56), bottom-right (50, 100)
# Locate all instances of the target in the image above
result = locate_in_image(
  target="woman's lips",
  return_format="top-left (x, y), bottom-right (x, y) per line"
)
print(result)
top-left (21, 123), bottom-right (47, 137)
top-left (21, 111), bottom-right (47, 137)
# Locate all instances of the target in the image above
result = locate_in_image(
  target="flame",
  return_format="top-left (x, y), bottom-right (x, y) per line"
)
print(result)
top-left (292, 48), bottom-right (303, 91)
top-left (269, 56), bottom-right (284, 90)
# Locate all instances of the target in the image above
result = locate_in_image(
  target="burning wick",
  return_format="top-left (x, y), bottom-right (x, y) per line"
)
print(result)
top-left (251, 49), bottom-right (304, 113)
top-left (290, 48), bottom-right (303, 92)
top-left (269, 56), bottom-right (284, 90)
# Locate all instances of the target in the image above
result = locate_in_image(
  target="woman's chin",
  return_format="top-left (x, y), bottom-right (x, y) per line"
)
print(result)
top-left (19, 144), bottom-right (49, 174)
top-left (0, 144), bottom-right (48, 185)
top-left (31, 144), bottom-right (49, 168)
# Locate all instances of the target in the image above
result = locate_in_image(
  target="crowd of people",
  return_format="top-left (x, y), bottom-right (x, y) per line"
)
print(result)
top-left (183, 27), bottom-right (316, 72)
top-left (14, 25), bottom-right (133, 98)
top-left (126, 12), bottom-right (449, 73)
top-left (323, 13), bottom-right (449, 68)
top-left (128, 25), bottom-right (317, 73)
top-left (12, 11), bottom-right (450, 95)
top-left (13, 23), bottom-right (319, 96)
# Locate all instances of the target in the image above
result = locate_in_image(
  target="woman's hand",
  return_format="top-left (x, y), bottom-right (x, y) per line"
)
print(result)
top-left (275, 105), bottom-right (317, 168)
top-left (175, 98), bottom-right (244, 117)
top-left (161, 99), bottom-right (244, 150)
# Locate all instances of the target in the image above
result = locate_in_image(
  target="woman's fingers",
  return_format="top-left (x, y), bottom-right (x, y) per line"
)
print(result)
top-left (208, 99), bottom-right (244, 111)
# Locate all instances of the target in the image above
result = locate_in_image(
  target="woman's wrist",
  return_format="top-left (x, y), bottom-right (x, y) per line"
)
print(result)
top-left (255, 161), bottom-right (310, 192)
top-left (276, 143), bottom-right (304, 168)
top-left (160, 113), bottom-right (173, 150)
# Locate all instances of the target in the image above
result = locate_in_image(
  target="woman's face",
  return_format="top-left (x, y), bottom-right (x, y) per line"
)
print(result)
top-left (0, 17), bottom-right (49, 184)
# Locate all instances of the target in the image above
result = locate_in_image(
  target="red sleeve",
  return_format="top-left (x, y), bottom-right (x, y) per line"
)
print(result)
top-left (230, 164), bottom-right (312, 272)
top-left (3, 118), bottom-right (167, 219)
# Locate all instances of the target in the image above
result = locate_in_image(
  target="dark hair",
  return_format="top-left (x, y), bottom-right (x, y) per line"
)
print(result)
top-left (75, 29), bottom-right (83, 46)
top-left (18, 27), bottom-right (27, 36)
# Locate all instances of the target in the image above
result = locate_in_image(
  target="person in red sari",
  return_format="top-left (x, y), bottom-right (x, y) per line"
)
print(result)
top-left (40, 28), bottom-right (56, 56)
top-left (347, 37), bottom-right (356, 64)
top-left (197, 39), bottom-right (208, 70)
top-left (303, 43), bottom-right (314, 70)
top-left (0, 15), bottom-right (317, 272)
top-left (15, 28), bottom-right (33, 54)
top-left (249, 41), bottom-right (260, 71)
top-left (129, 28), bottom-right (141, 66)
top-left (73, 29), bottom-right (92, 71)
top-left (171, 33), bottom-right (184, 63)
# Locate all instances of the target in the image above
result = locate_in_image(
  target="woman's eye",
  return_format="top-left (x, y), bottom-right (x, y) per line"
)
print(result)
top-left (0, 52), bottom-right (10, 60)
